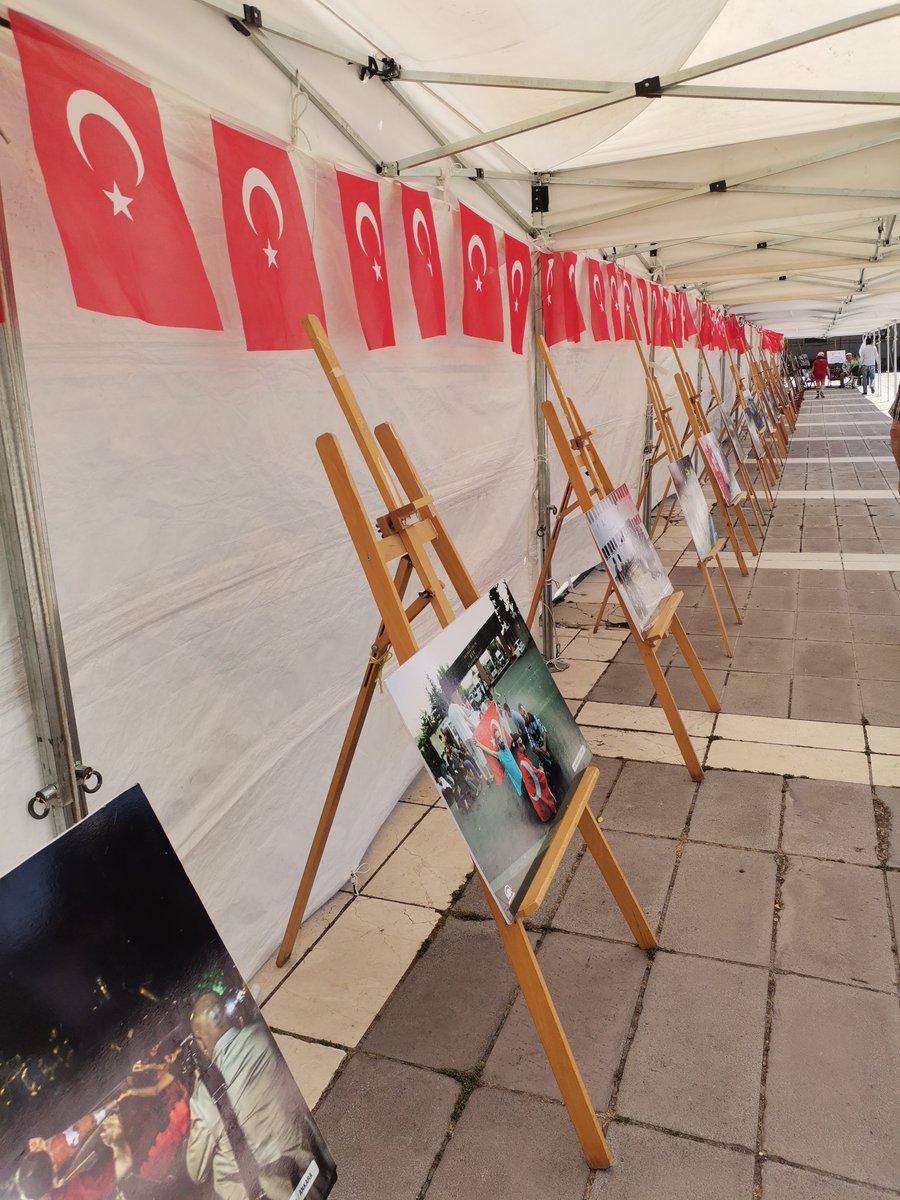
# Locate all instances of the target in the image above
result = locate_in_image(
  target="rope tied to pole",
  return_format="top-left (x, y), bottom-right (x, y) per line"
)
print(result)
top-left (367, 643), bottom-right (393, 692)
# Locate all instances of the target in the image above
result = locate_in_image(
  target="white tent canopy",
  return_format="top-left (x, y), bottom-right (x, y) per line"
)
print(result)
top-left (0, 0), bottom-right (896, 976)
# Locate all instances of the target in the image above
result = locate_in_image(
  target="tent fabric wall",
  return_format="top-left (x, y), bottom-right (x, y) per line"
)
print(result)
top-left (0, 0), bottom-right (793, 976)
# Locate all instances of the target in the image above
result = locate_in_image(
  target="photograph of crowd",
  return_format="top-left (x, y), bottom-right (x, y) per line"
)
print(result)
top-left (743, 400), bottom-right (767, 458)
top-left (668, 455), bottom-right (717, 561)
top-left (699, 432), bottom-right (742, 505)
top-left (0, 788), bottom-right (335, 1200)
top-left (584, 484), bottom-right (674, 634)
top-left (387, 582), bottom-right (591, 922)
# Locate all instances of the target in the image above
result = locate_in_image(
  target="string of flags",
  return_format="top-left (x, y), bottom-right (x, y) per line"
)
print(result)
top-left (9, 11), bottom-right (784, 357)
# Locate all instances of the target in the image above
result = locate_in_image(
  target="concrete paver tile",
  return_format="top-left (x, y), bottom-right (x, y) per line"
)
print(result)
top-left (776, 858), bottom-right (895, 990)
top-left (790, 675), bottom-right (862, 724)
top-left (721, 670), bottom-right (791, 717)
top-left (594, 1123), bottom-right (755, 1199)
top-left (689, 768), bottom-right (782, 850)
top-left (363, 806), bottom-right (473, 910)
top-left (273, 1034), bottom-right (346, 1109)
top-left (617, 954), bottom-right (768, 1146)
top-left (483, 932), bottom-right (646, 1104)
top-left (763, 1161), bottom-right (896, 1199)
top-left (601, 761), bottom-right (696, 837)
top-left (661, 843), bottom-right (776, 966)
top-left (425, 1087), bottom-right (591, 1200)
top-left (765, 974), bottom-right (900, 1189)
top-left (782, 778), bottom-right (878, 864)
top-left (314, 1054), bottom-right (459, 1199)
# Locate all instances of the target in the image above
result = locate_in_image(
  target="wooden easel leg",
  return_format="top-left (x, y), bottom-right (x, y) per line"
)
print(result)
top-left (483, 881), bottom-right (612, 1169)
top-left (591, 577), bottom-right (615, 632)
top-left (714, 553), bottom-right (743, 625)
top-left (669, 614), bottom-right (721, 714)
top-left (733, 502), bottom-right (759, 558)
top-left (578, 810), bottom-right (657, 949)
top-left (698, 557), bottom-right (733, 657)
top-left (648, 478), bottom-right (673, 539)
top-left (717, 499), bottom-right (749, 576)
top-left (634, 638), bottom-right (705, 780)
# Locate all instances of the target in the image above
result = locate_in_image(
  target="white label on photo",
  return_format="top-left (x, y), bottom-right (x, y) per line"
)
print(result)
top-left (291, 1162), bottom-right (320, 1200)
top-left (572, 744), bottom-right (587, 771)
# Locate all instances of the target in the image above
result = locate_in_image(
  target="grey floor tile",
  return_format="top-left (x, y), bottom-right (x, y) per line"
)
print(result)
top-left (315, 1053), bottom-right (459, 1200)
top-left (361, 916), bottom-right (521, 1071)
top-left (860, 678), bottom-right (900, 726)
top-left (553, 830), bottom-right (677, 940)
top-left (797, 587), bottom-right (850, 613)
top-left (847, 589), bottom-right (900, 616)
top-left (855, 642), bottom-right (900, 681)
top-left (776, 858), bottom-right (895, 991)
top-left (594, 1123), bottom-right (755, 1199)
top-left (451, 871), bottom-right (492, 919)
top-left (483, 932), bottom-right (646, 1104)
top-left (655, 665), bottom-right (727, 711)
top-left (676, 632), bottom-right (736, 671)
top-left (746, 586), bottom-right (798, 611)
top-left (765, 974), bottom-right (900, 1189)
top-left (850, 613), bottom-right (900, 644)
top-left (689, 769), bottom-right (782, 850)
top-left (721, 670), bottom-right (791, 718)
top-left (661, 842), bottom-right (776, 966)
top-left (794, 610), bottom-right (853, 642)
top-left (763, 1160), bottom-right (897, 1200)
top-left (617, 954), bottom-right (768, 1146)
top-left (736, 608), bottom-right (796, 639)
top-left (790, 675), bottom-right (861, 724)
top-left (782, 778), bottom-right (877, 865)
top-left (425, 1087), bottom-right (591, 1200)
top-left (792, 640), bottom-right (856, 679)
top-left (589, 663), bottom-right (657, 706)
top-left (731, 636), bottom-right (795, 674)
top-left (601, 761), bottom-right (696, 837)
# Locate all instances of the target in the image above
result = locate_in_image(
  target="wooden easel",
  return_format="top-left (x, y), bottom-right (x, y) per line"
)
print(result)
top-left (729, 348), bottom-right (788, 464)
top-left (697, 344), bottom-right (775, 508)
top-left (278, 316), bottom-right (658, 1168)
top-left (532, 336), bottom-right (719, 781)
top-left (626, 318), bottom-right (758, 577)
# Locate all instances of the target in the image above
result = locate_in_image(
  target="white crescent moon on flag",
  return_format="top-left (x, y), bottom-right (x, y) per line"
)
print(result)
top-left (66, 89), bottom-right (144, 184)
top-left (411, 207), bottom-right (431, 257)
top-left (356, 202), bottom-right (382, 256)
top-left (568, 263), bottom-right (576, 289)
top-left (467, 234), bottom-right (486, 275)
top-left (510, 259), bottom-right (524, 299)
top-left (241, 167), bottom-right (284, 239)
top-left (592, 274), bottom-right (604, 305)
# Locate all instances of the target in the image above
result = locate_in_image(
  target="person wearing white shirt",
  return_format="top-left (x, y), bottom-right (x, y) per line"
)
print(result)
top-left (446, 692), bottom-right (492, 781)
top-left (858, 335), bottom-right (878, 395)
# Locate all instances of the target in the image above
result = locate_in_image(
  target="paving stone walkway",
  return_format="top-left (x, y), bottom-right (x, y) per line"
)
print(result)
top-left (255, 378), bottom-right (900, 1199)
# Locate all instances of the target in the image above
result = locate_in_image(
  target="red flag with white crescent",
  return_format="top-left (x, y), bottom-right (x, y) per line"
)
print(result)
top-left (540, 252), bottom-right (566, 347)
top-left (561, 252), bottom-right (585, 343)
top-left (12, 12), bottom-right (220, 329)
top-left (604, 262), bottom-right (623, 340)
top-left (400, 183), bottom-right (445, 340)
top-left (503, 234), bottom-right (531, 355)
top-left (634, 276), bottom-right (652, 342)
top-left (336, 168), bottom-right (394, 349)
top-left (459, 203), bottom-right (503, 342)
top-left (586, 259), bottom-right (609, 342)
top-left (651, 283), bottom-right (673, 348)
top-left (681, 292), bottom-right (698, 340)
top-left (621, 271), bottom-right (641, 341)
top-left (669, 289), bottom-right (684, 348)
top-left (211, 121), bottom-right (324, 350)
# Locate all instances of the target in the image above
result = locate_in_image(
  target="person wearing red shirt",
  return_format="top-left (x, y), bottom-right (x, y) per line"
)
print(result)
top-left (811, 352), bottom-right (829, 397)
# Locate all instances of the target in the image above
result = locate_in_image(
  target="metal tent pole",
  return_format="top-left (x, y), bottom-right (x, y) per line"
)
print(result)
top-left (531, 256), bottom-right (556, 665)
top-left (0, 183), bottom-right (91, 834)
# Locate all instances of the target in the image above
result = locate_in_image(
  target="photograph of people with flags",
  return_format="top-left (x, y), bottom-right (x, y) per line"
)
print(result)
top-left (387, 582), bottom-right (590, 922)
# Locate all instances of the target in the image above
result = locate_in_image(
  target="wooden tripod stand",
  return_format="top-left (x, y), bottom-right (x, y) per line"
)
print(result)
top-left (527, 337), bottom-right (719, 780)
top-left (696, 343), bottom-right (775, 510)
top-left (277, 317), bottom-right (658, 1168)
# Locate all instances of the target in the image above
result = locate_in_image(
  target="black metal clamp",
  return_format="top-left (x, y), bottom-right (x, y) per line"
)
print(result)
top-left (26, 764), bottom-right (103, 820)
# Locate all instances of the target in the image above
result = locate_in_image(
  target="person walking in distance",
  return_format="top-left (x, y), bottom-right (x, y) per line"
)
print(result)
top-left (811, 352), bottom-right (828, 398)
top-left (859, 335), bottom-right (878, 396)
top-left (890, 383), bottom-right (900, 494)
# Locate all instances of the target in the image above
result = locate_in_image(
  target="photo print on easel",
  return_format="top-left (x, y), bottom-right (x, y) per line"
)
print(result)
top-left (386, 581), bottom-right (591, 922)
top-left (668, 456), bottom-right (717, 561)
top-left (584, 483), bottom-right (674, 634)
top-left (0, 787), bottom-right (336, 1200)
top-left (699, 431), bottom-right (742, 504)
top-left (709, 405), bottom-right (746, 464)
top-left (743, 399), bottom-right (767, 458)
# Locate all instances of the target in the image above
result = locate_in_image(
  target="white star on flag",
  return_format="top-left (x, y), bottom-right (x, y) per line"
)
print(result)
top-left (263, 239), bottom-right (278, 268)
top-left (103, 181), bottom-right (134, 220)
top-left (474, 275), bottom-right (483, 292)
top-left (372, 258), bottom-right (383, 281)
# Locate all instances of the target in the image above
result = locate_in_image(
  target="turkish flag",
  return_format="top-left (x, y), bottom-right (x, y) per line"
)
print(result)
top-left (335, 169), bottom-right (394, 349)
top-left (605, 263), bottom-right (623, 340)
top-left (634, 276), bottom-right (652, 342)
top-left (650, 284), bottom-right (669, 347)
top-left (12, 12), bottom-right (220, 329)
top-left (211, 121), bottom-right (324, 350)
top-left (400, 184), bottom-right (445, 340)
top-left (504, 234), bottom-right (531, 355)
top-left (473, 702), bottom-right (509, 785)
top-left (586, 259), bottom-right (609, 342)
top-left (561, 252), bottom-right (586, 343)
top-left (669, 290), bottom-right (684, 348)
top-left (726, 314), bottom-right (747, 353)
top-left (540, 252), bottom-right (566, 347)
top-left (459, 204), bottom-right (503, 342)
top-left (621, 271), bottom-right (641, 341)
top-left (681, 292), bottom-right (698, 340)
